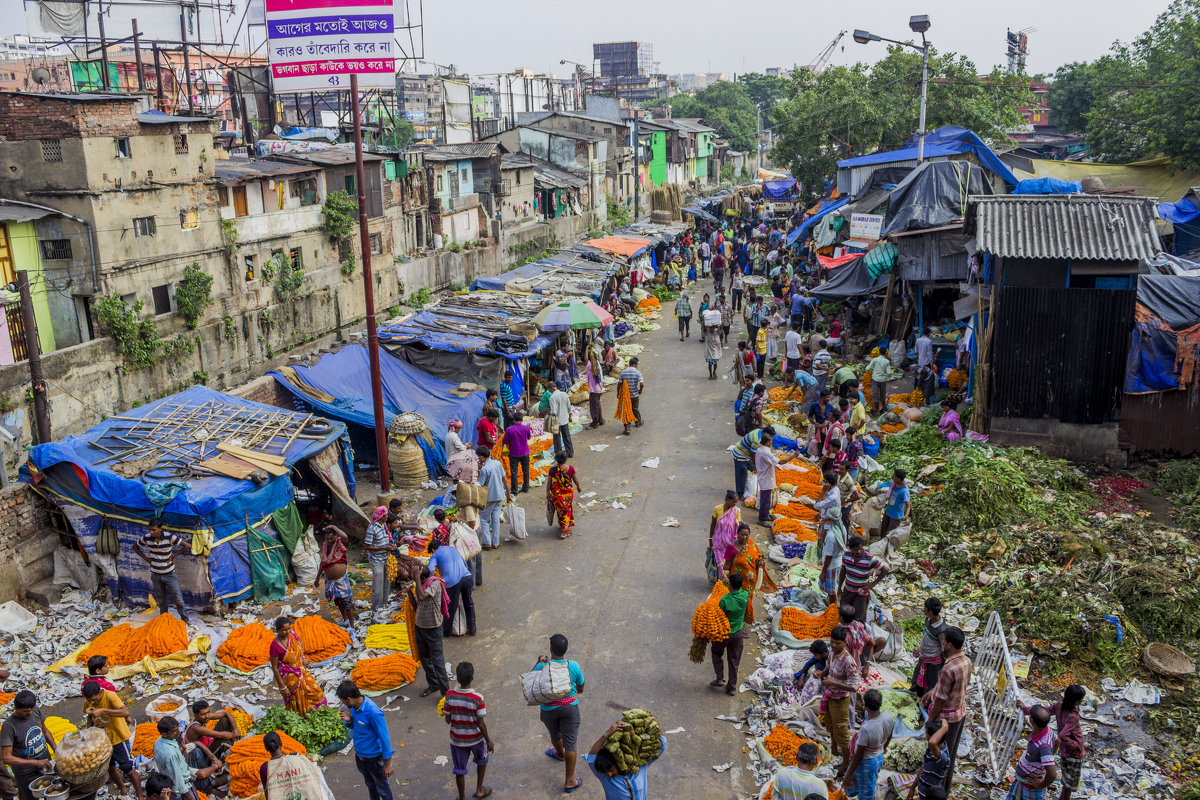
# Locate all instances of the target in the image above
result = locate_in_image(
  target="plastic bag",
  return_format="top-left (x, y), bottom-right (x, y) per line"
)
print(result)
top-left (291, 526), bottom-right (321, 587)
top-left (450, 522), bottom-right (481, 559)
top-left (55, 727), bottom-right (113, 778)
top-left (521, 660), bottom-right (573, 706)
top-left (743, 473), bottom-right (758, 504)
top-left (146, 693), bottom-right (190, 724)
top-left (451, 602), bottom-right (468, 636)
top-left (506, 503), bottom-right (528, 539)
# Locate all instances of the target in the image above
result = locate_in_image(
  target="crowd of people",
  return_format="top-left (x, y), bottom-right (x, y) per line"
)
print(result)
top-left (688, 201), bottom-right (1089, 800)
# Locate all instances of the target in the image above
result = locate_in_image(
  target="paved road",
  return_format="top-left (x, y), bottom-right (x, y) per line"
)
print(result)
top-left (324, 316), bottom-right (762, 799)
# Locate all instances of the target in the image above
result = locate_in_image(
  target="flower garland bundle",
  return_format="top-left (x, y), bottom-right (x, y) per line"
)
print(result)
top-left (773, 503), bottom-right (820, 523)
top-left (887, 390), bottom-right (924, 406)
top-left (350, 652), bottom-right (420, 691)
top-left (772, 518), bottom-right (818, 542)
top-left (77, 613), bottom-right (189, 666)
top-left (880, 422), bottom-right (906, 434)
top-left (293, 615), bottom-right (351, 662)
top-left (778, 604), bottom-right (839, 640)
top-left (226, 732), bottom-right (306, 797)
top-left (763, 724), bottom-right (806, 766)
top-left (131, 722), bottom-right (159, 759)
top-left (691, 582), bottom-right (731, 642)
top-left (216, 622), bottom-right (274, 672)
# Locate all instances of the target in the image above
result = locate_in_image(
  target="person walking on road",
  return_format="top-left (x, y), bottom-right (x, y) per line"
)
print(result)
top-left (337, 680), bottom-right (395, 800)
top-left (534, 634), bottom-right (586, 793)
top-left (549, 381), bottom-right (574, 459)
top-left (408, 562), bottom-right (450, 697)
top-left (709, 572), bottom-right (748, 695)
top-left (617, 357), bottom-right (644, 435)
top-left (754, 440), bottom-right (780, 527)
top-left (444, 662), bottom-right (494, 800)
top-left (475, 446), bottom-right (511, 551)
top-left (675, 291), bottom-right (693, 340)
top-left (921, 626), bottom-right (972, 793)
top-left (547, 453), bottom-right (581, 539)
top-left (133, 518), bottom-right (193, 624)
top-left (429, 540), bottom-right (475, 637)
top-left (584, 720), bottom-right (666, 800)
top-left (586, 347), bottom-right (605, 429)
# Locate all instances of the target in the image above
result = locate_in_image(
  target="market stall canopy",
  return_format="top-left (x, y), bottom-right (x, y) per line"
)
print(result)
top-left (470, 253), bottom-right (619, 298)
top-left (817, 253), bottom-right (862, 270)
top-left (838, 125), bottom-right (1017, 187)
top-left (532, 299), bottom-right (614, 331)
top-left (884, 161), bottom-right (994, 234)
top-left (1009, 156), bottom-right (1200, 204)
top-left (581, 236), bottom-right (654, 259)
top-left (762, 179), bottom-right (800, 202)
top-left (378, 291), bottom-right (556, 359)
top-left (806, 255), bottom-right (889, 300)
top-left (786, 196), bottom-right (851, 246)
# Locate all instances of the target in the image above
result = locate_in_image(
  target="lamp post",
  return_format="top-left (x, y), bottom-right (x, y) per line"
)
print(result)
top-left (853, 15), bottom-right (931, 162)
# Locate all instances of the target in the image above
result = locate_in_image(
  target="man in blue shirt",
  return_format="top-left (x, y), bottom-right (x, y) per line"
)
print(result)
top-left (476, 446), bottom-right (512, 551)
top-left (338, 680), bottom-right (395, 800)
top-left (875, 468), bottom-right (911, 539)
top-left (789, 291), bottom-right (806, 328)
top-left (534, 633), bottom-right (586, 793)
top-left (584, 720), bottom-right (666, 800)
top-left (429, 540), bottom-right (475, 637)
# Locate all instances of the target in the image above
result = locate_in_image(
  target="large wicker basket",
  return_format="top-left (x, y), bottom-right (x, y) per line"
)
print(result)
top-left (1143, 642), bottom-right (1196, 677)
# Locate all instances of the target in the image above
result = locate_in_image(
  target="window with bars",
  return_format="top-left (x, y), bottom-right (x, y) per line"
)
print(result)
top-left (115, 138), bottom-right (131, 158)
top-left (173, 134), bottom-right (189, 154)
top-left (41, 139), bottom-right (62, 162)
top-left (39, 239), bottom-right (72, 260)
top-left (133, 216), bottom-right (156, 237)
top-left (369, 233), bottom-right (382, 254)
top-left (288, 248), bottom-right (302, 269)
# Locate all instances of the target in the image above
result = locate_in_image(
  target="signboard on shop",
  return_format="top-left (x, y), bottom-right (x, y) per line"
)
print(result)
top-left (266, 0), bottom-right (401, 93)
top-left (848, 213), bottom-right (884, 241)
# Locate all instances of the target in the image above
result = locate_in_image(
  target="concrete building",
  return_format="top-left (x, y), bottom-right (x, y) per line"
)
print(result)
top-left (519, 111), bottom-right (634, 205)
top-left (484, 126), bottom-right (607, 215)
top-left (419, 144), bottom-right (490, 246)
top-left (0, 91), bottom-right (222, 347)
top-left (593, 41), bottom-right (652, 79)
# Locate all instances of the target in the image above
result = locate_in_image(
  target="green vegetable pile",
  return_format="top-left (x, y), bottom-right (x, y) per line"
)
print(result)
top-left (879, 690), bottom-right (922, 733)
top-left (253, 705), bottom-right (346, 753)
top-left (1158, 459), bottom-right (1200, 530)
top-left (603, 709), bottom-right (662, 775)
top-left (650, 286), bottom-right (680, 302)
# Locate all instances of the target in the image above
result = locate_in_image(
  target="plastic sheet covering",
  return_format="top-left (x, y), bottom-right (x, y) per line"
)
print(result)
top-left (1138, 275), bottom-right (1200, 329)
top-left (248, 520), bottom-right (289, 602)
top-left (1014, 177), bottom-right (1082, 195)
top-left (1125, 321), bottom-right (1180, 393)
top-left (271, 343), bottom-right (486, 476)
top-left (884, 161), bottom-right (994, 234)
top-left (272, 501), bottom-right (305, 553)
top-left (807, 256), bottom-right (889, 300)
top-left (1157, 196), bottom-right (1200, 225)
top-left (786, 196), bottom-right (850, 246)
top-left (838, 125), bottom-right (1018, 187)
top-left (762, 180), bottom-right (800, 202)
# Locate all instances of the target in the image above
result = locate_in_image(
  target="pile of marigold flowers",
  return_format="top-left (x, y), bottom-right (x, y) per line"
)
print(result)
top-left (350, 652), bottom-right (420, 691)
top-left (77, 613), bottom-right (189, 667)
top-left (216, 622), bottom-right (274, 672)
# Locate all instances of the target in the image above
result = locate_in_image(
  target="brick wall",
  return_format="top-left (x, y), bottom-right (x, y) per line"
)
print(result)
top-left (0, 484), bottom-right (56, 602)
top-left (0, 92), bottom-right (141, 140)
top-left (228, 375), bottom-right (298, 410)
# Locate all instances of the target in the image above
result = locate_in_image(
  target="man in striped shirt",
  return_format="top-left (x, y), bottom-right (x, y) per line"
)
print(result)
top-left (133, 518), bottom-right (192, 624)
top-left (444, 662), bottom-right (493, 800)
top-left (838, 536), bottom-right (889, 624)
top-left (922, 626), bottom-right (972, 793)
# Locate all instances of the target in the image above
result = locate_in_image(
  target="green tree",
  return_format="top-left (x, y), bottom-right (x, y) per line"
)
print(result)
top-left (385, 120), bottom-right (415, 149)
top-left (1047, 61), bottom-right (1102, 134)
top-left (769, 46), bottom-right (1030, 205)
top-left (736, 72), bottom-right (787, 114)
top-left (655, 81), bottom-right (759, 151)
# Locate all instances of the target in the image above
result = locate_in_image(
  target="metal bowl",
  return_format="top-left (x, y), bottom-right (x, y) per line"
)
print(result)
top-left (28, 775), bottom-right (55, 799)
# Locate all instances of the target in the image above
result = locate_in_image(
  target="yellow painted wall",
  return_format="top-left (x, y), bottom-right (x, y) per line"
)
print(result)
top-left (0, 222), bottom-right (57, 355)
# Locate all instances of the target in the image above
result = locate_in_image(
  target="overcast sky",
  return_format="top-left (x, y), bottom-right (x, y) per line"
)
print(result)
top-left (0, 0), bottom-right (1168, 78)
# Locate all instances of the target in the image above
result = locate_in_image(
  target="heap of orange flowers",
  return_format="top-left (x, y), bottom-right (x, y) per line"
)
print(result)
top-left (216, 622), bottom-right (274, 672)
top-left (690, 582), bottom-right (731, 642)
top-left (293, 615), bottom-right (351, 662)
top-left (772, 518), bottom-right (818, 543)
top-left (763, 724), bottom-right (810, 766)
top-left (350, 652), bottom-right (421, 691)
top-left (779, 604), bottom-right (840, 640)
top-left (636, 297), bottom-right (660, 311)
top-left (774, 503), bottom-right (820, 523)
top-left (226, 732), bottom-right (306, 797)
top-left (887, 390), bottom-right (925, 406)
top-left (131, 722), bottom-right (159, 759)
top-left (492, 437), bottom-right (548, 487)
top-left (0, 693), bottom-right (14, 707)
top-left (947, 368), bottom-right (968, 390)
top-left (76, 613), bottom-right (189, 667)
top-left (156, 701), bottom-right (181, 712)
top-left (880, 422), bottom-right (906, 434)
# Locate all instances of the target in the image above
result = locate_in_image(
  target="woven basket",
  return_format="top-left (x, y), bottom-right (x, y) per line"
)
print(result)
top-left (1143, 642), bottom-right (1196, 677)
top-left (388, 412), bottom-right (427, 436)
top-left (509, 323), bottom-right (538, 342)
top-left (388, 435), bottom-right (427, 489)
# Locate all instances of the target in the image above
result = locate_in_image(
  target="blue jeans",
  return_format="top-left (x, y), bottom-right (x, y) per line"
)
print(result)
top-left (150, 571), bottom-right (188, 618)
top-left (733, 457), bottom-right (750, 498)
top-left (355, 755), bottom-right (394, 800)
top-left (480, 500), bottom-right (503, 547)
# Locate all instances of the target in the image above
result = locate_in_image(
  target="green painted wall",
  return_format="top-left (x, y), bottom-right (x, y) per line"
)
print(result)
top-left (695, 156), bottom-right (708, 180)
top-left (649, 132), bottom-right (667, 187)
top-left (697, 132), bottom-right (714, 158)
top-left (2, 221), bottom-right (56, 355)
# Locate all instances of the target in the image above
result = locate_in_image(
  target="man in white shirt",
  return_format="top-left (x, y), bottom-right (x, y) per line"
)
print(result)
top-left (784, 325), bottom-right (804, 378)
top-left (548, 381), bottom-right (574, 459)
top-left (754, 443), bottom-right (780, 527)
top-left (698, 239), bottom-right (711, 276)
top-left (812, 342), bottom-right (833, 393)
top-left (916, 328), bottom-right (934, 369)
top-left (867, 351), bottom-right (892, 413)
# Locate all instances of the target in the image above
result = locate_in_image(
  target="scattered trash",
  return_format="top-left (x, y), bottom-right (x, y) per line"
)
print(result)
top-left (589, 444), bottom-right (610, 452)
top-left (660, 518), bottom-right (680, 527)
top-left (664, 726), bottom-right (685, 734)
top-left (712, 762), bottom-right (732, 773)
top-left (433, 755), bottom-right (448, 766)
top-left (641, 457), bottom-right (660, 469)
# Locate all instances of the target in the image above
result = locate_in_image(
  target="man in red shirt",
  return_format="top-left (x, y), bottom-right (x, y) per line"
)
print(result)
top-left (475, 409), bottom-right (500, 449)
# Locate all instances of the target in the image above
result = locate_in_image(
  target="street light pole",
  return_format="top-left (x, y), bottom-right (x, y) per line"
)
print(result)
top-left (917, 39), bottom-right (929, 163)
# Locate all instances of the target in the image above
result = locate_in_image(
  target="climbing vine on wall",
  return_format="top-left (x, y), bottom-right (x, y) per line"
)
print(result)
top-left (320, 190), bottom-right (358, 241)
top-left (95, 295), bottom-right (160, 370)
top-left (174, 262), bottom-right (214, 329)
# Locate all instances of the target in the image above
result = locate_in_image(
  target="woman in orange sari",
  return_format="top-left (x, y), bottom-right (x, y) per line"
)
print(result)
top-left (723, 525), bottom-right (777, 624)
top-left (269, 616), bottom-right (327, 715)
top-left (546, 453), bottom-right (581, 539)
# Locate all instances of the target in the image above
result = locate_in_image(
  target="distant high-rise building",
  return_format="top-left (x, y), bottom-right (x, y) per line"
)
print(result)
top-left (593, 41), bottom-right (653, 79)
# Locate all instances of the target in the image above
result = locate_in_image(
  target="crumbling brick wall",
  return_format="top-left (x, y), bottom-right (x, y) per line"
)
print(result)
top-left (0, 484), bottom-right (56, 603)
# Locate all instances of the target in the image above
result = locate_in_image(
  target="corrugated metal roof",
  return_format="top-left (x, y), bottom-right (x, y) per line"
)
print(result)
top-left (138, 110), bottom-right (212, 124)
top-left (276, 147), bottom-right (385, 166)
top-left (214, 158), bottom-right (321, 185)
top-left (971, 195), bottom-right (1161, 261)
top-left (418, 142), bottom-right (498, 161)
top-left (500, 153), bottom-right (586, 189)
top-left (0, 204), bottom-right (53, 223)
top-left (527, 125), bottom-right (602, 142)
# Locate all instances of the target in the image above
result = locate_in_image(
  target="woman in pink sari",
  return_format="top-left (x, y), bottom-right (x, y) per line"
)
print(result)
top-left (269, 616), bottom-right (327, 715)
top-left (938, 399), bottom-right (963, 441)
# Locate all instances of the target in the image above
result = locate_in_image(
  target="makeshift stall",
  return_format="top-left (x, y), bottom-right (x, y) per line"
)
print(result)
top-left (20, 386), bottom-right (354, 608)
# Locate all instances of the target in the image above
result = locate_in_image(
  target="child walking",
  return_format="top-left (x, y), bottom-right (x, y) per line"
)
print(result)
top-left (1021, 684), bottom-right (1087, 800)
top-left (444, 662), bottom-right (494, 800)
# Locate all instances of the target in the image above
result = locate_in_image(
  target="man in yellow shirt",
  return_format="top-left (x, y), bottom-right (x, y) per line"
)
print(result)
top-left (82, 681), bottom-right (144, 800)
top-left (848, 394), bottom-right (867, 436)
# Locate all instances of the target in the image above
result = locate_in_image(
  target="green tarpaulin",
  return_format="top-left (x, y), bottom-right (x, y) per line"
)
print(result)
top-left (248, 522), bottom-right (290, 602)
top-left (272, 501), bottom-right (305, 553)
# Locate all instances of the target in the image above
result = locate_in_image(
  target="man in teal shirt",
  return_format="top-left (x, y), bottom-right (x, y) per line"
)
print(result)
top-left (709, 572), bottom-right (749, 696)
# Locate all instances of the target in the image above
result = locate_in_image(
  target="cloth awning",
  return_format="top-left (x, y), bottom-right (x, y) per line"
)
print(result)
top-left (807, 256), bottom-right (889, 300)
top-left (817, 254), bottom-right (861, 270)
top-left (787, 196), bottom-right (851, 247)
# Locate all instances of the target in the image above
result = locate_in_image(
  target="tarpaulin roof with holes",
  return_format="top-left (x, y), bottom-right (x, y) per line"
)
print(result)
top-left (20, 385), bottom-right (352, 606)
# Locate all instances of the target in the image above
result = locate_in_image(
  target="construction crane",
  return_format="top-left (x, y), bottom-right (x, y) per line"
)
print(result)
top-left (807, 31), bottom-right (846, 74)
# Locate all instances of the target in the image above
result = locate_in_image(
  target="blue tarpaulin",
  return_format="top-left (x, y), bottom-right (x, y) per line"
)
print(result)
top-left (787, 196), bottom-right (851, 247)
top-left (837, 126), bottom-right (1018, 187)
top-left (20, 385), bottom-right (350, 606)
top-left (270, 343), bottom-right (486, 477)
top-left (762, 180), bottom-right (800, 202)
top-left (1015, 177), bottom-right (1083, 195)
top-left (379, 307), bottom-right (555, 360)
top-left (1158, 196), bottom-right (1200, 226)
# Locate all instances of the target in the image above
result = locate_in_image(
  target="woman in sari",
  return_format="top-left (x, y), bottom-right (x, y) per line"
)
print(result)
top-left (269, 616), bottom-right (327, 715)
top-left (723, 525), bottom-right (777, 624)
top-left (938, 399), bottom-right (964, 441)
top-left (546, 453), bottom-right (581, 539)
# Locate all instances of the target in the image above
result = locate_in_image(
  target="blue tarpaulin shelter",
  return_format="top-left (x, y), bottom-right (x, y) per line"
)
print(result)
top-left (1158, 193), bottom-right (1200, 255)
top-left (762, 180), bottom-right (800, 202)
top-left (787, 196), bottom-right (851, 247)
top-left (1015, 177), bottom-right (1083, 195)
top-left (838, 126), bottom-right (1018, 187)
top-left (270, 343), bottom-right (486, 477)
top-left (20, 386), bottom-right (353, 607)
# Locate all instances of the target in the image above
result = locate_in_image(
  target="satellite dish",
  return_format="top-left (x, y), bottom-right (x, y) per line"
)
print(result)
top-left (31, 67), bottom-right (50, 85)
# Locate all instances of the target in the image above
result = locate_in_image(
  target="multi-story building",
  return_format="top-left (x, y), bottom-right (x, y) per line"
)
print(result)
top-left (593, 42), bottom-right (652, 79)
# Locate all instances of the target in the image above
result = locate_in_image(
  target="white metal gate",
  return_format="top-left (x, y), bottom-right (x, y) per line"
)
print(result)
top-left (973, 611), bottom-right (1024, 783)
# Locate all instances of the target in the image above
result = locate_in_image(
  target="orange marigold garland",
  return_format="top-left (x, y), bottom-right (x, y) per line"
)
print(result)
top-left (690, 582), bottom-right (731, 642)
top-left (350, 652), bottom-right (420, 691)
top-left (772, 518), bottom-right (818, 542)
top-left (131, 722), bottom-right (159, 759)
top-left (226, 732), bottom-right (306, 798)
top-left (613, 380), bottom-right (637, 425)
top-left (215, 622), bottom-right (274, 672)
top-left (880, 422), bottom-right (906, 434)
top-left (763, 724), bottom-right (805, 765)
top-left (76, 613), bottom-right (189, 667)
top-left (293, 615), bottom-right (351, 662)
top-left (778, 604), bottom-right (839, 640)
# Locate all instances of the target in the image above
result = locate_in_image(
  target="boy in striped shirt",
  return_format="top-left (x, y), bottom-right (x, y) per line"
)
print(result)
top-left (445, 661), bottom-right (494, 800)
